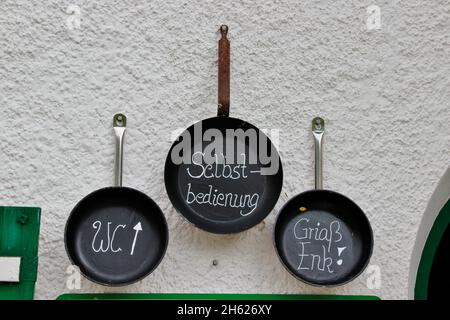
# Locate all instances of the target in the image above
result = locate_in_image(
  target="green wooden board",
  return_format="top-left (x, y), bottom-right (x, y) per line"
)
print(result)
top-left (0, 206), bottom-right (41, 300)
top-left (57, 293), bottom-right (380, 300)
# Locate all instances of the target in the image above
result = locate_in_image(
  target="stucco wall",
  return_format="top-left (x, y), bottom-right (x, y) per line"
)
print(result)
top-left (0, 1), bottom-right (449, 300)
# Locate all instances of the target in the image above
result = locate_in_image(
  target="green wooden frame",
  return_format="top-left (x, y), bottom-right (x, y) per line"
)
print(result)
top-left (414, 199), bottom-right (450, 299)
top-left (0, 206), bottom-right (41, 300)
top-left (57, 293), bottom-right (379, 300)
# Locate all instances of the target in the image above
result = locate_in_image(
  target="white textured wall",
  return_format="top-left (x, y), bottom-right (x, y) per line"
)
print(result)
top-left (0, 1), bottom-right (449, 300)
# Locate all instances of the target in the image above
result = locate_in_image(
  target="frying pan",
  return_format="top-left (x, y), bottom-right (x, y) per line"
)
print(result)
top-left (274, 117), bottom-right (373, 286)
top-left (164, 26), bottom-right (283, 234)
top-left (65, 114), bottom-right (168, 286)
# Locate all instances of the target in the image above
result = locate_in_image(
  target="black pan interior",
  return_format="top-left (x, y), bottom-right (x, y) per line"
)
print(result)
top-left (165, 116), bottom-right (283, 234)
top-left (274, 190), bottom-right (373, 286)
top-left (65, 187), bottom-right (168, 286)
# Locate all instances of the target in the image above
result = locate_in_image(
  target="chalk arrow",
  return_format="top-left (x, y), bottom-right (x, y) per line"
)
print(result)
top-left (130, 222), bottom-right (142, 256)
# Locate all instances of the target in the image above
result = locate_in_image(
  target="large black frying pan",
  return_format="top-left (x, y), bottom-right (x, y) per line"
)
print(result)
top-left (165, 26), bottom-right (283, 234)
top-left (274, 117), bottom-right (373, 286)
top-left (65, 114), bottom-right (168, 286)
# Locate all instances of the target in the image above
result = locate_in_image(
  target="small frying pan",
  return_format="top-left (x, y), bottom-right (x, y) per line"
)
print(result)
top-left (274, 117), bottom-right (373, 286)
top-left (65, 114), bottom-right (169, 286)
top-left (164, 26), bottom-right (283, 234)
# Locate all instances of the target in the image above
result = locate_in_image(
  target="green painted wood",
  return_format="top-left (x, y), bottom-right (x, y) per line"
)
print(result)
top-left (415, 199), bottom-right (450, 299)
top-left (57, 293), bottom-right (380, 300)
top-left (0, 206), bottom-right (41, 300)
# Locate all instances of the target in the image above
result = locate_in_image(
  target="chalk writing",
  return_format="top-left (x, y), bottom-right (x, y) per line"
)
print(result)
top-left (294, 218), bottom-right (346, 274)
top-left (297, 242), bottom-right (334, 273)
top-left (92, 221), bottom-right (126, 253)
top-left (294, 218), bottom-right (342, 252)
top-left (187, 152), bottom-right (248, 180)
top-left (184, 152), bottom-right (261, 216)
top-left (91, 221), bottom-right (143, 255)
top-left (186, 183), bottom-right (259, 216)
top-left (130, 222), bottom-right (142, 256)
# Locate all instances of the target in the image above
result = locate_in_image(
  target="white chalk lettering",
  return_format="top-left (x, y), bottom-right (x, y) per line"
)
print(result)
top-left (186, 183), bottom-right (259, 216)
top-left (187, 152), bottom-right (248, 180)
top-left (297, 242), bottom-right (335, 274)
top-left (91, 221), bottom-right (126, 253)
top-left (295, 218), bottom-right (345, 274)
top-left (294, 218), bottom-right (343, 252)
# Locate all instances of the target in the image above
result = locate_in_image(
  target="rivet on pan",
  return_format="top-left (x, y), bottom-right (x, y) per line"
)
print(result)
top-left (212, 259), bottom-right (219, 266)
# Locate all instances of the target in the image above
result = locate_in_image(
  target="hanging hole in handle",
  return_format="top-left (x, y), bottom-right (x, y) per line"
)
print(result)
top-left (219, 25), bottom-right (228, 35)
top-left (312, 117), bottom-right (324, 133)
top-left (113, 113), bottom-right (127, 127)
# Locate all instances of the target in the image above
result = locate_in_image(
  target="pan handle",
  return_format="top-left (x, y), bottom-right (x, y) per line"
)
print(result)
top-left (113, 113), bottom-right (127, 187)
top-left (312, 117), bottom-right (325, 190)
top-left (218, 25), bottom-right (230, 117)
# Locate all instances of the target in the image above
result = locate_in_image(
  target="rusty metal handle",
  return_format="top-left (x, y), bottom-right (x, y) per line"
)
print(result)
top-left (218, 25), bottom-right (230, 117)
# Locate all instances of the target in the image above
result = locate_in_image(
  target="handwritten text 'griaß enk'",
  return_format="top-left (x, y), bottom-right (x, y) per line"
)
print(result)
top-left (185, 152), bottom-right (261, 216)
top-left (294, 218), bottom-right (346, 274)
